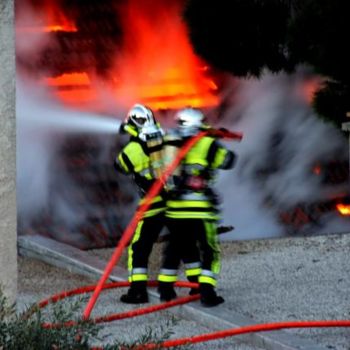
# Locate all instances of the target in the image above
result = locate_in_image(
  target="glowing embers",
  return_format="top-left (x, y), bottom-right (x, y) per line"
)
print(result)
top-left (16, 24), bottom-right (77, 33)
top-left (42, 73), bottom-right (97, 106)
top-left (336, 203), bottom-right (350, 216)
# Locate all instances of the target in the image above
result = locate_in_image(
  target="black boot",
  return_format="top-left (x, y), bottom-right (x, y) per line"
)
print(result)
top-left (187, 275), bottom-right (200, 295)
top-left (158, 281), bottom-right (177, 302)
top-left (120, 281), bottom-right (149, 304)
top-left (199, 283), bottom-right (224, 307)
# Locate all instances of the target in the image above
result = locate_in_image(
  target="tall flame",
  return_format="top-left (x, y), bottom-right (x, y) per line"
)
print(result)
top-left (112, 0), bottom-right (218, 110)
top-left (36, 0), bottom-right (219, 111)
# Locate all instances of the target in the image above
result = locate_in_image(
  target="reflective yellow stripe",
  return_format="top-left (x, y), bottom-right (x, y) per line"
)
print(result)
top-left (166, 212), bottom-right (219, 220)
top-left (185, 268), bottom-right (202, 277)
top-left (131, 274), bottom-right (148, 282)
top-left (158, 275), bottom-right (178, 282)
top-left (204, 221), bottom-right (221, 274)
top-left (117, 153), bottom-right (129, 172)
top-left (143, 207), bottom-right (166, 218)
top-left (140, 195), bottom-right (164, 205)
top-left (198, 276), bottom-right (217, 286)
top-left (212, 147), bottom-right (228, 168)
top-left (167, 200), bottom-right (213, 208)
top-left (128, 220), bottom-right (144, 272)
top-left (124, 124), bottom-right (138, 137)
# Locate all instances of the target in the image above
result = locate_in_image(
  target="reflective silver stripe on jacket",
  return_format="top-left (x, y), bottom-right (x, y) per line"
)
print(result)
top-left (201, 269), bottom-right (217, 278)
top-left (179, 193), bottom-right (210, 201)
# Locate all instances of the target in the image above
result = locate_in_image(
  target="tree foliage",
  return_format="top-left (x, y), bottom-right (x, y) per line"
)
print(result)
top-left (184, 0), bottom-right (291, 77)
top-left (184, 0), bottom-right (350, 127)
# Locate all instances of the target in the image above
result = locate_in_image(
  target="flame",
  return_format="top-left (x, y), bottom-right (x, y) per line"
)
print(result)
top-left (336, 203), bottom-right (350, 216)
top-left (298, 77), bottom-right (322, 104)
top-left (42, 73), bottom-right (97, 106)
top-left (43, 0), bottom-right (77, 33)
top-left (38, 0), bottom-right (219, 111)
top-left (16, 0), bottom-right (77, 33)
top-left (112, 0), bottom-right (219, 110)
top-left (44, 73), bottom-right (90, 87)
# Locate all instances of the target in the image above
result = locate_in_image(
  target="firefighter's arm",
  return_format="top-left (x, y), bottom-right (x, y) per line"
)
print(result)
top-left (114, 151), bottom-right (132, 175)
top-left (210, 140), bottom-right (237, 170)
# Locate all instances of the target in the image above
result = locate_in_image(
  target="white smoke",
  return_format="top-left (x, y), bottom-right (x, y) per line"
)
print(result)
top-left (16, 79), bottom-right (121, 229)
top-left (217, 69), bottom-right (350, 240)
top-left (15, 2), bottom-right (52, 63)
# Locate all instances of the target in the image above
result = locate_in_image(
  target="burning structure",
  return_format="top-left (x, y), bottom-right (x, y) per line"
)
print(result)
top-left (16, 0), bottom-right (350, 248)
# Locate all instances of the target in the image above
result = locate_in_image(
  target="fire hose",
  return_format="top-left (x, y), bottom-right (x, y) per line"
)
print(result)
top-left (36, 282), bottom-right (350, 348)
top-left (34, 128), bottom-right (350, 348)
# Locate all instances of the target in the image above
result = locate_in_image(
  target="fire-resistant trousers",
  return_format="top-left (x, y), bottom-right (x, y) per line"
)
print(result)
top-left (159, 218), bottom-right (220, 286)
top-left (128, 212), bottom-right (165, 282)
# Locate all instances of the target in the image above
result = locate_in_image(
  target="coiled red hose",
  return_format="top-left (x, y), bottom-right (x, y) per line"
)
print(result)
top-left (37, 281), bottom-right (350, 349)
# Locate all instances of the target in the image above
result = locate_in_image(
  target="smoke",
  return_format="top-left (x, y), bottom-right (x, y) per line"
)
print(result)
top-left (217, 69), bottom-right (350, 240)
top-left (16, 78), bottom-right (130, 248)
top-left (15, 0), bottom-right (350, 246)
top-left (15, 1), bottom-right (53, 62)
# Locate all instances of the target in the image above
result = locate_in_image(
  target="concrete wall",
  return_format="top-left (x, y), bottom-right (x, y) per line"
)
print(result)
top-left (0, 0), bottom-right (17, 302)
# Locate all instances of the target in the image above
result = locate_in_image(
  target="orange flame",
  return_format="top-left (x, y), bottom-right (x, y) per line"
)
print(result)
top-left (39, 0), bottom-right (219, 111)
top-left (112, 0), bottom-right (219, 110)
top-left (44, 73), bottom-right (90, 87)
top-left (298, 77), bottom-right (322, 105)
top-left (336, 203), bottom-right (350, 216)
top-left (43, 0), bottom-right (77, 33)
top-left (43, 73), bottom-right (97, 106)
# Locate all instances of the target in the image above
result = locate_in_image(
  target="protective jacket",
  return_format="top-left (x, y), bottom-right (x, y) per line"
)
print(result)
top-left (158, 129), bottom-right (236, 288)
top-left (164, 131), bottom-right (235, 220)
top-left (115, 124), bottom-right (166, 218)
top-left (115, 123), bottom-right (166, 284)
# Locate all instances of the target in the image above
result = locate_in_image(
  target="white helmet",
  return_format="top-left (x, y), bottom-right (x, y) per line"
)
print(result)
top-left (125, 103), bottom-right (155, 130)
top-left (175, 108), bottom-right (205, 136)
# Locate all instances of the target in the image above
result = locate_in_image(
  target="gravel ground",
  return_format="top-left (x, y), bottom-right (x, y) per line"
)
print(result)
top-left (17, 232), bottom-right (350, 349)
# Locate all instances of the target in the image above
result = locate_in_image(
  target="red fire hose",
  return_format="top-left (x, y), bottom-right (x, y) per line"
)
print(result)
top-left (37, 280), bottom-right (350, 348)
top-left (129, 320), bottom-right (350, 350)
top-left (35, 127), bottom-right (350, 349)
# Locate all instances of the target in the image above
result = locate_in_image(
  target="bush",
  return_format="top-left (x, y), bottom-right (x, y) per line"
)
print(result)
top-left (0, 289), bottom-right (99, 350)
top-left (0, 288), bottom-right (182, 350)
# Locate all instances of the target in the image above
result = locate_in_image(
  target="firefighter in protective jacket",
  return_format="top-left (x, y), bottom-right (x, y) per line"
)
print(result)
top-left (115, 103), bottom-right (166, 304)
top-left (157, 108), bottom-right (236, 307)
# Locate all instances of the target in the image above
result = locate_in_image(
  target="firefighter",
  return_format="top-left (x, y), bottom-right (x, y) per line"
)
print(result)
top-left (115, 103), bottom-right (166, 304)
top-left (157, 108), bottom-right (236, 307)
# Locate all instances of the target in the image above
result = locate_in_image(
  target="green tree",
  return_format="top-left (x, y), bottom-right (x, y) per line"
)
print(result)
top-left (184, 0), bottom-right (350, 127)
